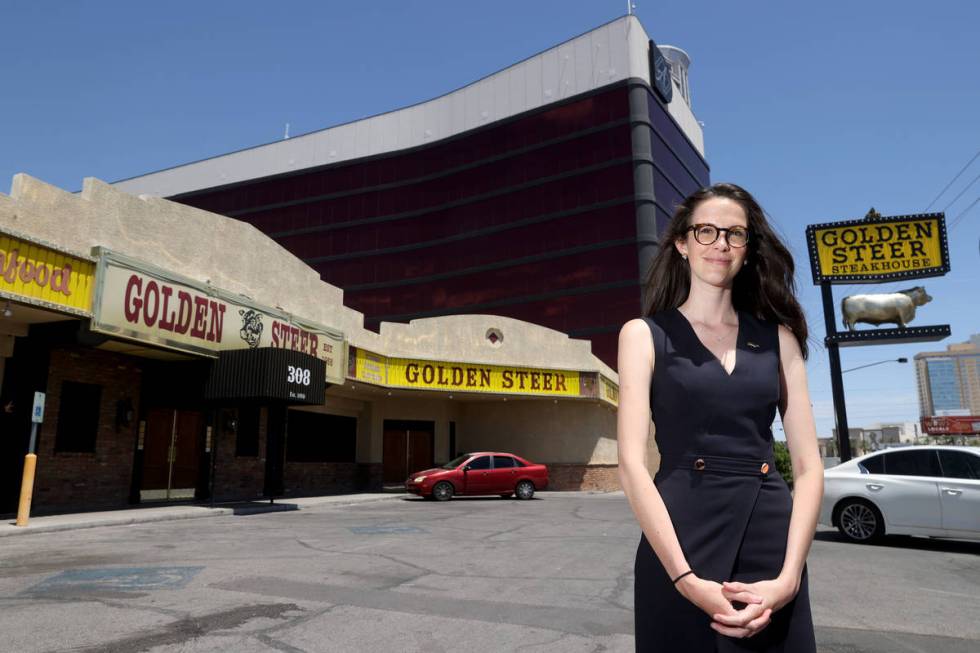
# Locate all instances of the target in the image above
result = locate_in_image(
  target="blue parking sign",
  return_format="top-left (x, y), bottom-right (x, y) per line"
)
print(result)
top-left (32, 392), bottom-right (45, 424)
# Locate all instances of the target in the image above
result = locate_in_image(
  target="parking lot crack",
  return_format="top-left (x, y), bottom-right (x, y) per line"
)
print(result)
top-left (602, 564), bottom-right (633, 611)
top-left (212, 576), bottom-right (632, 637)
top-left (73, 602), bottom-right (303, 653)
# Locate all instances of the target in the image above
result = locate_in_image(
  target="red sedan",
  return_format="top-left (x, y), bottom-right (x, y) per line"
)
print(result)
top-left (405, 452), bottom-right (548, 501)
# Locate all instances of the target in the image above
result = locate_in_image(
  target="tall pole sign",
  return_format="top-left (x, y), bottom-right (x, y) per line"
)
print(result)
top-left (15, 392), bottom-right (46, 527)
top-left (805, 210), bottom-right (951, 462)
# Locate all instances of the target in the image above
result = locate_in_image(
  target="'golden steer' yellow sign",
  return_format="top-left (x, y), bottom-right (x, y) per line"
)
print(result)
top-left (805, 213), bottom-right (948, 284)
top-left (347, 346), bottom-right (617, 405)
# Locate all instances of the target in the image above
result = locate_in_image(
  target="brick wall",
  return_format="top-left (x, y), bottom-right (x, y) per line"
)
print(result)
top-left (34, 347), bottom-right (142, 513)
top-left (211, 407), bottom-right (267, 502)
top-left (545, 463), bottom-right (620, 491)
top-left (283, 462), bottom-right (382, 496)
top-left (210, 410), bottom-right (382, 501)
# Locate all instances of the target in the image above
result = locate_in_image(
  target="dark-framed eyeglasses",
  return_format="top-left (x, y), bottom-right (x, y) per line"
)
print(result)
top-left (686, 223), bottom-right (750, 248)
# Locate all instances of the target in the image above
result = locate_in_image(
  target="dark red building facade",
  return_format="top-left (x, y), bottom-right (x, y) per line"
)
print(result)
top-left (117, 20), bottom-right (709, 368)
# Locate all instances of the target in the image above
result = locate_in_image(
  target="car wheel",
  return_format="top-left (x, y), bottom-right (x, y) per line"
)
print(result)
top-left (515, 480), bottom-right (535, 500)
top-left (836, 499), bottom-right (884, 543)
top-left (432, 481), bottom-right (454, 502)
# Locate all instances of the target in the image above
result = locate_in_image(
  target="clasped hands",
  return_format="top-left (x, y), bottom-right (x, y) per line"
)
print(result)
top-left (677, 574), bottom-right (798, 639)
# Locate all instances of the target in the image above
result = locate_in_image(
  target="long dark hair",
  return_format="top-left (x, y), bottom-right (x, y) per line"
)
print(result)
top-left (643, 182), bottom-right (809, 360)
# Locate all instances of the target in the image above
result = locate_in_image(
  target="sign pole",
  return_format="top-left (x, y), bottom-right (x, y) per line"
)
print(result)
top-left (16, 392), bottom-right (45, 527)
top-left (821, 284), bottom-right (852, 462)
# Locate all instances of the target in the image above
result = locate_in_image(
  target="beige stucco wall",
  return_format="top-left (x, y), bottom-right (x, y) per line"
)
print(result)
top-left (356, 315), bottom-right (616, 379)
top-left (455, 398), bottom-right (617, 464)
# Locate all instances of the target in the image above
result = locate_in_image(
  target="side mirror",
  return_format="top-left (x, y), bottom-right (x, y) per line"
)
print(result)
top-left (463, 465), bottom-right (471, 472)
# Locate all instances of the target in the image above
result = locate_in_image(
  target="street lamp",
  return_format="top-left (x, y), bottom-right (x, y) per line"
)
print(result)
top-left (842, 357), bottom-right (908, 374)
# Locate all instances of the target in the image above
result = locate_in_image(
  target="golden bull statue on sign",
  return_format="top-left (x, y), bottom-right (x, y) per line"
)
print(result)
top-left (841, 286), bottom-right (933, 331)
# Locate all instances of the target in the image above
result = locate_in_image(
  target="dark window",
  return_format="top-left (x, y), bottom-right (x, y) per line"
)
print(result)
top-left (467, 456), bottom-right (491, 470)
top-left (938, 450), bottom-right (980, 480)
top-left (286, 411), bottom-right (356, 463)
top-left (493, 455), bottom-right (515, 469)
top-left (858, 454), bottom-right (884, 474)
top-left (512, 457), bottom-right (526, 467)
top-left (883, 450), bottom-right (942, 477)
top-left (449, 421), bottom-right (457, 460)
top-left (235, 405), bottom-right (261, 457)
top-left (54, 381), bottom-right (101, 453)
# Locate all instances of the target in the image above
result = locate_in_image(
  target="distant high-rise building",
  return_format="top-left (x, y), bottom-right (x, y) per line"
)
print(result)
top-left (914, 334), bottom-right (980, 416)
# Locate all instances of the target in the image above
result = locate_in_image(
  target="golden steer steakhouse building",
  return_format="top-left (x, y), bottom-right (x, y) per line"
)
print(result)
top-left (0, 175), bottom-right (627, 514)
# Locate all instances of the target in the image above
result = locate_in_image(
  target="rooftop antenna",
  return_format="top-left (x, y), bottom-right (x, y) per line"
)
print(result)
top-left (627, 1), bottom-right (636, 15)
top-left (283, 122), bottom-right (290, 140)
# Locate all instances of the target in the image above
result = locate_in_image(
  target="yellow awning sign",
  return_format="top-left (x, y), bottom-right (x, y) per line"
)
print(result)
top-left (347, 346), bottom-right (618, 405)
top-left (0, 230), bottom-right (95, 315)
top-left (599, 375), bottom-right (619, 407)
top-left (805, 213), bottom-right (949, 284)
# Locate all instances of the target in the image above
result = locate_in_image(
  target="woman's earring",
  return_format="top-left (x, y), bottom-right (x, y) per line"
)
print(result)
top-left (742, 260), bottom-right (747, 266)
top-left (681, 253), bottom-right (688, 260)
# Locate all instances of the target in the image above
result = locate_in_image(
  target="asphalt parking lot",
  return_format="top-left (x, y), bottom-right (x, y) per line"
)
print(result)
top-left (0, 491), bottom-right (977, 652)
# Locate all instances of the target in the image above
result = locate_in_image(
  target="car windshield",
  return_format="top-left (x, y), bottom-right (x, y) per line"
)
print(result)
top-left (442, 454), bottom-right (472, 470)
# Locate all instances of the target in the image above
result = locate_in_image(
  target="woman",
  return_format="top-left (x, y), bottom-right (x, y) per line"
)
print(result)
top-left (617, 183), bottom-right (822, 651)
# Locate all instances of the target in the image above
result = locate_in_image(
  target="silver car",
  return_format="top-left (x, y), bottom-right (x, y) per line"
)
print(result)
top-left (820, 445), bottom-right (980, 543)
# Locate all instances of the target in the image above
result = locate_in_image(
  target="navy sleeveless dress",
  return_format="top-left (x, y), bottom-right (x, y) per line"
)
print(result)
top-left (634, 308), bottom-right (816, 652)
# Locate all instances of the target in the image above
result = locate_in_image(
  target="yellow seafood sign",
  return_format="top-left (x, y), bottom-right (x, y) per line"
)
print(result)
top-left (0, 231), bottom-right (95, 314)
top-left (806, 213), bottom-right (949, 284)
top-left (347, 346), bottom-right (621, 403)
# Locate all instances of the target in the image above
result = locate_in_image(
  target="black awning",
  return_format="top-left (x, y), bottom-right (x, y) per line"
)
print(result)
top-left (205, 348), bottom-right (326, 405)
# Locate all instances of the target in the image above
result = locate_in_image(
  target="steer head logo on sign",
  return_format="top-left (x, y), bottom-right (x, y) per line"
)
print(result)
top-left (239, 309), bottom-right (264, 348)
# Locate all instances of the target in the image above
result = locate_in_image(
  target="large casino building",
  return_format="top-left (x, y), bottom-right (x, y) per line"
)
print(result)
top-left (1, 16), bottom-right (708, 515)
top-left (114, 16), bottom-right (708, 368)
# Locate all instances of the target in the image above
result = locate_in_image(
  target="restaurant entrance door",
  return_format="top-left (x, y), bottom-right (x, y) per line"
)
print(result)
top-left (382, 420), bottom-right (435, 485)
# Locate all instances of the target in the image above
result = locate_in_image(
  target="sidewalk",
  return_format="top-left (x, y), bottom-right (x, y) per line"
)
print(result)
top-left (0, 493), bottom-right (402, 538)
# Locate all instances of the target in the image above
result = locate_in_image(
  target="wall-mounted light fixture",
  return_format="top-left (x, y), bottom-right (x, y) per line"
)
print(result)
top-left (115, 398), bottom-right (134, 430)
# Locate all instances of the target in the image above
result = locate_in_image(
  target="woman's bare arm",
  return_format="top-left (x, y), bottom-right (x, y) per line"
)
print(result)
top-left (617, 319), bottom-right (692, 579)
top-left (774, 324), bottom-right (824, 591)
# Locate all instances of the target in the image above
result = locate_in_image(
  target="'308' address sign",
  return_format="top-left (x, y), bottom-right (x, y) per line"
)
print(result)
top-left (287, 365), bottom-right (311, 386)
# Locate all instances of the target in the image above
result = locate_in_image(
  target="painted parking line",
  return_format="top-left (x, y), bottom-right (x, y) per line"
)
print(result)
top-left (23, 566), bottom-right (204, 594)
top-left (349, 525), bottom-right (427, 535)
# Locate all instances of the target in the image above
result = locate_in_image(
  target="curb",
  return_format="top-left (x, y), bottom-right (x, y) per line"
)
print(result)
top-left (0, 494), bottom-right (403, 538)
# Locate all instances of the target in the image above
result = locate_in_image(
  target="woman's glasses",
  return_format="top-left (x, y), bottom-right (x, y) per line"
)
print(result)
top-left (686, 223), bottom-right (750, 248)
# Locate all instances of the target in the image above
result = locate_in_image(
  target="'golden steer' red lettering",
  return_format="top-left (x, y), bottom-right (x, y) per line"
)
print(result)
top-left (123, 274), bottom-right (225, 342)
top-left (271, 320), bottom-right (318, 356)
top-left (403, 363), bottom-right (568, 392)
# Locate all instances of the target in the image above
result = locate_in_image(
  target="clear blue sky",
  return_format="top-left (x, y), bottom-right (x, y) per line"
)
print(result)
top-left (2, 1), bottom-right (978, 439)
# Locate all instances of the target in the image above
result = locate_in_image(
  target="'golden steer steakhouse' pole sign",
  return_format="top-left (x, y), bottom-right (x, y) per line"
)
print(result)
top-left (805, 210), bottom-right (951, 465)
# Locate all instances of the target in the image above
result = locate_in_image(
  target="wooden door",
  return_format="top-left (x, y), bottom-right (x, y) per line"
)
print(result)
top-left (141, 408), bottom-right (175, 491)
top-left (383, 428), bottom-right (408, 484)
top-left (170, 410), bottom-right (202, 491)
top-left (407, 429), bottom-right (433, 477)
